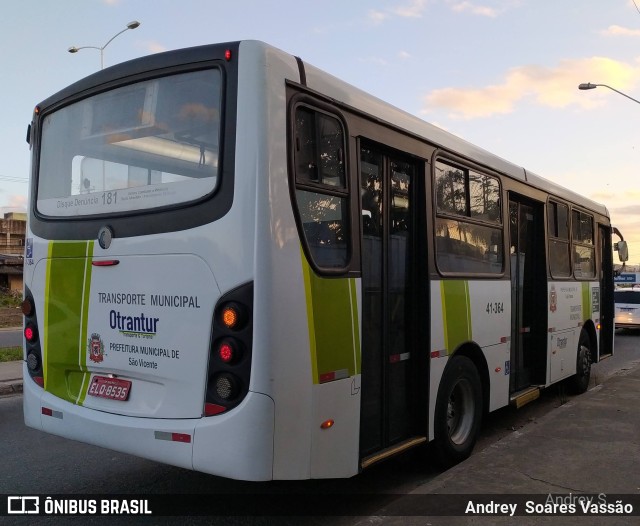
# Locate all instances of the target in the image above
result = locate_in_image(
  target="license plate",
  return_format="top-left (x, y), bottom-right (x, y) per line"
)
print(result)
top-left (88, 376), bottom-right (131, 401)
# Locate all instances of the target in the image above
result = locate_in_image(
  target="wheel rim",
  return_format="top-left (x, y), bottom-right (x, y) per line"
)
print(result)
top-left (579, 344), bottom-right (591, 376)
top-left (446, 378), bottom-right (475, 445)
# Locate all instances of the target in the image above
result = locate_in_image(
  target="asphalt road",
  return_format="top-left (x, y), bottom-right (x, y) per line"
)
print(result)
top-left (0, 328), bottom-right (21, 348)
top-left (1, 331), bottom-right (638, 525)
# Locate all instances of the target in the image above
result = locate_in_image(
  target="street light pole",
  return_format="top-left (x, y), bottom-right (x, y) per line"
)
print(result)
top-left (578, 82), bottom-right (640, 105)
top-left (68, 21), bottom-right (141, 69)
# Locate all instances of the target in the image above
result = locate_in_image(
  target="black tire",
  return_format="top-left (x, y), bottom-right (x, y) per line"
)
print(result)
top-left (433, 355), bottom-right (483, 469)
top-left (569, 330), bottom-right (591, 394)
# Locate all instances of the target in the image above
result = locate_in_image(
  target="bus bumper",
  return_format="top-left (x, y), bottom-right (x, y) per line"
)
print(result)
top-left (24, 366), bottom-right (275, 481)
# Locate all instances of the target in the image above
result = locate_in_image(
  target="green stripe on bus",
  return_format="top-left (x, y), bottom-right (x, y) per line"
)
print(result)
top-left (76, 241), bottom-right (94, 405)
top-left (44, 241), bottom-right (93, 404)
top-left (301, 249), bottom-right (319, 383)
top-left (43, 242), bottom-right (54, 389)
top-left (349, 278), bottom-right (361, 375)
top-left (301, 250), bottom-right (359, 383)
top-left (582, 282), bottom-right (592, 320)
top-left (441, 280), bottom-right (471, 354)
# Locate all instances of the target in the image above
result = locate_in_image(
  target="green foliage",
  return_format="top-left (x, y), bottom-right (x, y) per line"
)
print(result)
top-left (0, 347), bottom-right (22, 362)
top-left (0, 288), bottom-right (21, 308)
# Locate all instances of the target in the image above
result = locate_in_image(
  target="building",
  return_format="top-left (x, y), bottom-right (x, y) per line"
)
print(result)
top-left (0, 212), bottom-right (26, 292)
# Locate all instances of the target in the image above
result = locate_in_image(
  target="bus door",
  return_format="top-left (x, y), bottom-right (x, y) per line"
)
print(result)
top-left (598, 224), bottom-right (614, 358)
top-left (359, 141), bottom-right (423, 463)
top-left (508, 196), bottom-right (547, 393)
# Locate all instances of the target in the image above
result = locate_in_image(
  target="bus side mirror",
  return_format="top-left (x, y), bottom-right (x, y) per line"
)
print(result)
top-left (615, 240), bottom-right (629, 262)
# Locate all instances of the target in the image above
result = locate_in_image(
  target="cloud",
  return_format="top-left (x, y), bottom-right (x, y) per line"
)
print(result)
top-left (360, 56), bottom-right (389, 66)
top-left (448, 1), bottom-right (500, 17)
top-left (370, 0), bottom-right (513, 24)
top-left (368, 10), bottom-right (389, 24)
top-left (0, 195), bottom-right (27, 214)
top-left (142, 41), bottom-right (167, 54)
top-left (423, 56), bottom-right (640, 119)
top-left (611, 204), bottom-right (640, 215)
top-left (368, 0), bottom-right (428, 24)
top-left (390, 0), bottom-right (429, 17)
top-left (600, 24), bottom-right (640, 37)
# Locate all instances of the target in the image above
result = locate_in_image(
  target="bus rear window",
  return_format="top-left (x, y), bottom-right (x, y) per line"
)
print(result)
top-left (37, 68), bottom-right (222, 217)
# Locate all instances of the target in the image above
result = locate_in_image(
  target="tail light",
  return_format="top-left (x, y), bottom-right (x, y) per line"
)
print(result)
top-left (217, 338), bottom-right (242, 364)
top-left (24, 323), bottom-right (38, 343)
top-left (204, 282), bottom-right (253, 416)
top-left (220, 302), bottom-right (247, 330)
top-left (214, 372), bottom-right (241, 400)
top-left (23, 286), bottom-right (44, 387)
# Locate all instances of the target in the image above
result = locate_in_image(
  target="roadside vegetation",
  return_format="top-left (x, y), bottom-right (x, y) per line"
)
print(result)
top-left (0, 347), bottom-right (21, 362)
top-left (0, 287), bottom-right (22, 329)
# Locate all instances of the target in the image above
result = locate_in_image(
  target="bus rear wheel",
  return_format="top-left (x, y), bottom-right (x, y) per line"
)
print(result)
top-left (433, 355), bottom-right (483, 468)
top-left (569, 330), bottom-right (591, 394)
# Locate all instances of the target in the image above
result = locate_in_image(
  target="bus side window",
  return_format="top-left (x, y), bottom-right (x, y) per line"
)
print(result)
top-left (292, 104), bottom-right (350, 271)
top-left (572, 209), bottom-right (595, 279)
top-left (434, 160), bottom-right (504, 275)
top-left (548, 200), bottom-right (571, 278)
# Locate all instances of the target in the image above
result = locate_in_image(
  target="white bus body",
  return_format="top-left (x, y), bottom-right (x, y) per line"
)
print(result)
top-left (23, 41), bottom-right (620, 480)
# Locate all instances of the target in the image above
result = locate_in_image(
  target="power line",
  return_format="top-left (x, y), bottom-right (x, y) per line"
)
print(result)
top-left (0, 175), bottom-right (28, 183)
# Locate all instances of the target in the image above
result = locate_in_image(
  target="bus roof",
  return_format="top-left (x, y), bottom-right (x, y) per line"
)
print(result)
top-left (288, 43), bottom-right (609, 218)
top-left (35, 39), bottom-right (609, 219)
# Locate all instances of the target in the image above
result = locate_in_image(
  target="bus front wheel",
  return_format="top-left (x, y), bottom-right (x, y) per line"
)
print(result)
top-left (433, 355), bottom-right (483, 468)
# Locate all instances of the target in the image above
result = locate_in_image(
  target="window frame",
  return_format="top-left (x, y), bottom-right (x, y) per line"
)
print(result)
top-left (571, 207), bottom-right (596, 280)
top-left (36, 67), bottom-right (225, 220)
top-left (432, 155), bottom-right (505, 277)
top-left (288, 96), bottom-right (353, 275)
top-left (547, 199), bottom-right (572, 279)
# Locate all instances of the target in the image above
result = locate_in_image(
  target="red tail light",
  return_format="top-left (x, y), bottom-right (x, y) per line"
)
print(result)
top-left (217, 338), bottom-right (242, 364)
top-left (24, 324), bottom-right (38, 343)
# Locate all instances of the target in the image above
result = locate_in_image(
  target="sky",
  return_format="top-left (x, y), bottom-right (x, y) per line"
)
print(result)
top-left (2, 0), bottom-right (640, 264)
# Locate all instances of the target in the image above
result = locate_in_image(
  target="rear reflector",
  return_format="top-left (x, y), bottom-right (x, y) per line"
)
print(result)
top-left (204, 403), bottom-right (227, 416)
top-left (154, 431), bottom-right (192, 443)
top-left (33, 376), bottom-right (44, 387)
top-left (319, 369), bottom-right (349, 384)
top-left (41, 407), bottom-right (62, 419)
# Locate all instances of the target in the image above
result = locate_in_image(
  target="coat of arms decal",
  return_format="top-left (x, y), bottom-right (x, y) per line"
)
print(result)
top-left (88, 333), bottom-right (105, 363)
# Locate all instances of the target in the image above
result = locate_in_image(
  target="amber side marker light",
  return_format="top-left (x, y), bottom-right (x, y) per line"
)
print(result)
top-left (320, 419), bottom-right (335, 430)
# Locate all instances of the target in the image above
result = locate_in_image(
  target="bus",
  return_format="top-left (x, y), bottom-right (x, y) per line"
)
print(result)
top-left (22, 40), bottom-right (628, 480)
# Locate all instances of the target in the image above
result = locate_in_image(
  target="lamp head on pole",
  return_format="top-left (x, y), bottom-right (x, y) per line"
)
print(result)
top-left (126, 21), bottom-right (141, 30)
top-left (68, 46), bottom-right (79, 54)
top-left (578, 83), bottom-right (597, 90)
